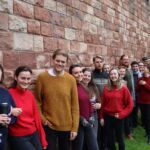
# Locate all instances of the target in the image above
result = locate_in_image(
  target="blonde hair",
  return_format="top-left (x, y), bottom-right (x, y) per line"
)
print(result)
top-left (107, 68), bottom-right (122, 91)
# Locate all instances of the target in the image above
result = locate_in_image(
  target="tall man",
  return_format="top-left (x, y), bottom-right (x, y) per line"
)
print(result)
top-left (35, 50), bottom-right (79, 150)
top-left (119, 54), bottom-right (134, 139)
top-left (92, 55), bottom-right (108, 150)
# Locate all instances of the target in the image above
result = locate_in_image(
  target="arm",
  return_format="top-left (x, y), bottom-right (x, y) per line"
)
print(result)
top-left (119, 87), bottom-right (134, 119)
top-left (32, 95), bottom-right (48, 148)
top-left (70, 79), bottom-right (79, 140)
top-left (34, 76), bottom-right (47, 124)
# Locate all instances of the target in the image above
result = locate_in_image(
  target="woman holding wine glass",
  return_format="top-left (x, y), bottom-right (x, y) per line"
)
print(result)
top-left (0, 64), bottom-right (22, 150)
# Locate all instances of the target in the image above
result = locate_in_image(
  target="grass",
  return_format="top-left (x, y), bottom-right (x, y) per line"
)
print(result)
top-left (125, 126), bottom-right (150, 150)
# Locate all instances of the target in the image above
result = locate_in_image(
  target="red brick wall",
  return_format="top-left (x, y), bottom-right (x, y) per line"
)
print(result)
top-left (0, 0), bottom-right (150, 86)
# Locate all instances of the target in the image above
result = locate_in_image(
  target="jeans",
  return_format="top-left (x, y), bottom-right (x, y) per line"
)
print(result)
top-left (72, 123), bottom-right (99, 150)
top-left (44, 126), bottom-right (70, 150)
top-left (104, 114), bottom-right (125, 150)
top-left (9, 131), bottom-right (42, 150)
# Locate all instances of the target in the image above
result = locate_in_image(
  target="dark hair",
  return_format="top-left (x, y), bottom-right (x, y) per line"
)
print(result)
top-left (0, 64), bottom-right (4, 84)
top-left (52, 49), bottom-right (68, 61)
top-left (93, 55), bottom-right (104, 62)
top-left (141, 57), bottom-right (148, 62)
top-left (131, 61), bottom-right (139, 66)
top-left (82, 68), bottom-right (100, 102)
top-left (11, 66), bottom-right (32, 88)
top-left (69, 64), bottom-right (80, 74)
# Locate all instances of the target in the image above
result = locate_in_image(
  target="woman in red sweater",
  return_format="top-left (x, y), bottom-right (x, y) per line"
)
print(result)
top-left (8, 66), bottom-right (47, 150)
top-left (99, 68), bottom-right (133, 150)
top-left (69, 64), bottom-right (99, 150)
top-left (136, 66), bottom-right (150, 144)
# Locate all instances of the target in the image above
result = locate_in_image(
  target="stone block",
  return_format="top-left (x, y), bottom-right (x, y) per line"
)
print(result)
top-left (0, 31), bottom-right (13, 50)
top-left (0, 51), bottom-right (3, 65)
top-left (44, 0), bottom-right (56, 11)
top-left (72, 17), bottom-right (82, 30)
top-left (0, 0), bottom-right (13, 13)
top-left (57, 2), bottom-right (66, 15)
top-left (41, 22), bottom-right (53, 37)
top-left (14, 0), bottom-right (34, 18)
top-left (33, 35), bottom-right (43, 52)
top-left (34, 6), bottom-right (50, 22)
top-left (65, 28), bottom-right (75, 40)
top-left (19, 52), bottom-right (36, 68)
top-left (58, 38), bottom-right (70, 52)
top-left (0, 13), bottom-right (8, 30)
top-left (27, 20), bottom-right (40, 34)
top-left (3, 51), bottom-right (19, 69)
top-left (75, 31), bottom-right (84, 42)
top-left (13, 32), bottom-right (33, 51)
top-left (9, 15), bottom-right (27, 32)
top-left (44, 37), bottom-right (58, 51)
top-left (36, 53), bottom-right (50, 69)
top-left (54, 25), bottom-right (65, 38)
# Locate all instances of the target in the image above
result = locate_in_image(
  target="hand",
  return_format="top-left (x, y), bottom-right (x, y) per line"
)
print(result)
top-left (100, 119), bottom-right (104, 126)
top-left (139, 80), bottom-right (146, 85)
top-left (0, 114), bottom-right (11, 126)
top-left (11, 108), bottom-right (22, 117)
top-left (114, 113), bottom-right (119, 118)
top-left (43, 147), bottom-right (47, 149)
top-left (92, 103), bottom-right (101, 109)
top-left (70, 131), bottom-right (77, 141)
top-left (44, 120), bottom-right (52, 126)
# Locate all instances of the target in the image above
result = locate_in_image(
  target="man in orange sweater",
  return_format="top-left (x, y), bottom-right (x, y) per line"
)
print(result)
top-left (35, 50), bottom-right (79, 150)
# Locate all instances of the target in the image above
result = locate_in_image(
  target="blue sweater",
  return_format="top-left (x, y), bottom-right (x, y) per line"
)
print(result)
top-left (0, 88), bottom-right (16, 149)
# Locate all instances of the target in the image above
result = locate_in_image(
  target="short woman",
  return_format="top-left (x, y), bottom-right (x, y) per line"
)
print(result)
top-left (136, 66), bottom-right (150, 144)
top-left (8, 66), bottom-right (47, 150)
top-left (82, 68), bottom-right (101, 136)
top-left (69, 64), bottom-right (99, 150)
top-left (99, 68), bottom-right (133, 150)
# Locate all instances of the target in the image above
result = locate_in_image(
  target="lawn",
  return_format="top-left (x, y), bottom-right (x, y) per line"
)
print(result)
top-left (125, 126), bottom-right (150, 150)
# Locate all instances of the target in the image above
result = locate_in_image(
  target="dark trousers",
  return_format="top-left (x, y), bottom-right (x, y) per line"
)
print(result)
top-left (104, 114), bottom-right (125, 150)
top-left (44, 126), bottom-right (70, 150)
top-left (9, 131), bottom-right (42, 150)
top-left (72, 124), bottom-right (99, 150)
top-left (131, 104), bottom-right (139, 128)
top-left (124, 114), bottom-right (132, 136)
top-left (0, 127), bottom-right (7, 150)
top-left (140, 104), bottom-right (150, 136)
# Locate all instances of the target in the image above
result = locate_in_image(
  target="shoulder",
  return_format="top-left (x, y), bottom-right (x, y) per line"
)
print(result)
top-left (64, 72), bottom-right (76, 81)
top-left (0, 87), bottom-right (10, 95)
top-left (37, 71), bottom-right (48, 79)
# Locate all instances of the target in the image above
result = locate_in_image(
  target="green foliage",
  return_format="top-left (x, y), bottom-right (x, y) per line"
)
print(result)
top-left (125, 126), bottom-right (150, 150)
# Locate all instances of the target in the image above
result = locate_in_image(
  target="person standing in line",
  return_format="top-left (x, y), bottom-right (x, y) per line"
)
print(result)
top-left (130, 61), bottom-right (142, 128)
top-left (136, 66), bottom-right (150, 144)
top-left (35, 50), bottom-right (79, 150)
top-left (69, 64), bottom-right (99, 150)
top-left (82, 68), bottom-right (101, 137)
top-left (8, 66), bottom-right (47, 150)
top-left (119, 55), bottom-right (134, 139)
top-left (92, 55), bottom-right (108, 150)
top-left (99, 68), bottom-right (134, 150)
top-left (0, 65), bottom-right (21, 150)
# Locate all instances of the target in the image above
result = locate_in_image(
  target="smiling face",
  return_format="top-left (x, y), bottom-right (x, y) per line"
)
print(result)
top-left (15, 71), bottom-right (31, 91)
top-left (53, 54), bottom-right (67, 74)
top-left (121, 55), bottom-right (129, 67)
top-left (82, 71), bottom-right (91, 85)
top-left (71, 67), bottom-right (83, 83)
top-left (109, 69), bottom-right (119, 83)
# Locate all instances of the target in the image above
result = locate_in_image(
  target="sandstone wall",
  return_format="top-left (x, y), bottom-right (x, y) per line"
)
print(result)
top-left (0, 0), bottom-right (150, 86)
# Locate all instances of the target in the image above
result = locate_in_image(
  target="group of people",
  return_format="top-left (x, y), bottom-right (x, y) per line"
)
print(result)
top-left (0, 49), bottom-right (150, 150)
